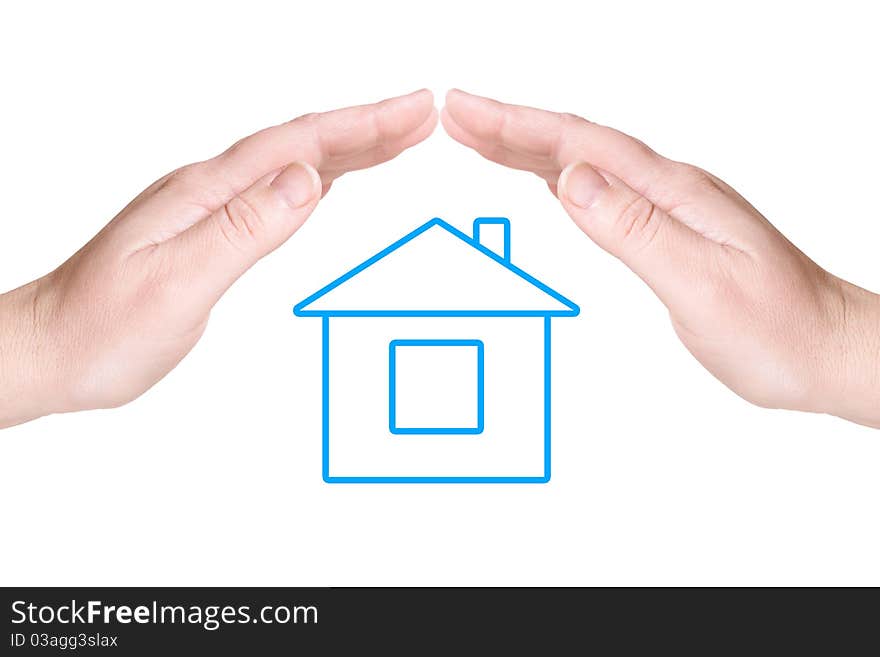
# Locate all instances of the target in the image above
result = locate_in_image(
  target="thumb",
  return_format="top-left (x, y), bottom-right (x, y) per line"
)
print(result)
top-left (169, 161), bottom-right (322, 300)
top-left (557, 161), bottom-right (709, 306)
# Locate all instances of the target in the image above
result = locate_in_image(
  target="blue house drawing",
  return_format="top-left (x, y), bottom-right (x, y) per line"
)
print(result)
top-left (294, 217), bottom-right (579, 483)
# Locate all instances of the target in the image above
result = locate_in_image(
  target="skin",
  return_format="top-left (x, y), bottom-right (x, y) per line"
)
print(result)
top-left (1, 88), bottom-right (878, 429)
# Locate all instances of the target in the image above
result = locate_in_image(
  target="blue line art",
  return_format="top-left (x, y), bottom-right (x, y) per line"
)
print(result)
top-left (295, 217), bottom-right (579, 484)
top-left (322, 315), bottom-right (330, 482)
top-left (388, 339), bottom-right (485, 435)
top-left (543, 315), bottom-right (552, 481)
top-left (473, 217), bottom-right (511, 262)
top-left (293, 218), bottom-right (579, 317)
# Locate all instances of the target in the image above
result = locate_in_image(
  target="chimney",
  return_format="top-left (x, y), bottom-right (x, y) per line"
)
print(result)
top-left (473, 217), bottom-right (511, 262)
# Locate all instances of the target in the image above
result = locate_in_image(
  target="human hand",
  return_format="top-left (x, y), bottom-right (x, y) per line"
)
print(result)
top-left (442, 90), bottom-right (880, 428)
top-left (0, 90), bottom-right (437, 428)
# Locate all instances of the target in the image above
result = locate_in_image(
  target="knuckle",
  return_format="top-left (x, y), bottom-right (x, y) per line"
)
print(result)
top-left (291, 111), bottom-right (319, 125)
top-left (558, 111), bottom-right (587, 137)
top-left (678, 163), bottom-right (725, 195)
top-left (218, 195), bottom-right (265, 250)
top-left (134, 261), bottom-right (176, 310)
top-left (112, 245), bottom-right (180, 313)
top-left (616, 195), bottom-right (662, 250)
top-left (155, 162), bottom-right (227, 208)
top-left (162, 163), bottom-right (206, 192)
top-left (560, 111), bottom-right (588, 128)
top-left (703, 264), bottom-right (744, 313)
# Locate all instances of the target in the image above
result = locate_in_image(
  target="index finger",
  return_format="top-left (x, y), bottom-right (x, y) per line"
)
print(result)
top-left (442, 89), bottom-right (678, 203)
top-left (202, 89), bottom-right (437, 195)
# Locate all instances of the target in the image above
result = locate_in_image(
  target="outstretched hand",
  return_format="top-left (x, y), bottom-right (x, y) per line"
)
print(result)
top-left (442, 89), bottom-right (880, 428)
top-left (0, 90), bottom-right (437, 427)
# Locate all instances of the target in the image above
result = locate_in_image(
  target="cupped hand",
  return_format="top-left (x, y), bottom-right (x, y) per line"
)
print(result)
top-left (0, 90), bottom-right (437, 427)
top-left (442, 90), bottom-right (880, 427)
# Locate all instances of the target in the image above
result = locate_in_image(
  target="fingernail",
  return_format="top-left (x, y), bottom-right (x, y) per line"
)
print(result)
top-left (271, 162), bottom-right (320, 208)
top-left (560, 162), bottom-right (608, 208)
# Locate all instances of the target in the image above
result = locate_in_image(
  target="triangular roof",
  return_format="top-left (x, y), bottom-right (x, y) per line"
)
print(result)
top-left (294, 218), bottom-right (579, 317)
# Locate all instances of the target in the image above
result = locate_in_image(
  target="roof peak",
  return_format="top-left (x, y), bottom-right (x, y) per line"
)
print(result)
top-left (294, 218), bottom-right (580, 317)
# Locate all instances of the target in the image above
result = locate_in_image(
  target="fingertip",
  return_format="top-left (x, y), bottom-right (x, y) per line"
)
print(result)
top-left (439, 106), bottom-right (455, 131)
top-left (556, 162), bottom-right (574, 202)
top-left (558, 161), bottom-right (609, 210)
top-left (270, 161), bottom-right (321, 209)
top-left (439, 106), bottom-right (475, 147)
top-left (378, 89), bottom-right (437, 137)
top-left (390, 88), bottom-right (435, 110)
top-left (446, 88), bottom-right (483, 102)
top-left (444, 87), bottom-right (473, 113)
top-left (424, 106), bottom-right (441, 133)
top-left (442, 89), bottom-right (503, 139)
top-left (400, 106), bottom-right (440, 149)
top-left (445, 88), bottom-right (464, 103)
top-left (557, 161), bottom-right (576, 189)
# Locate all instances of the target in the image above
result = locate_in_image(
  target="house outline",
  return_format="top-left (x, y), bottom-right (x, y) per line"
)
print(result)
top-left (294, 217), bottom-right (579, 484)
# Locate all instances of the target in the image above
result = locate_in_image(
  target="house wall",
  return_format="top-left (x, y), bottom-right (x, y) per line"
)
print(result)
top-left (325, 315), bottom-right (548, 479)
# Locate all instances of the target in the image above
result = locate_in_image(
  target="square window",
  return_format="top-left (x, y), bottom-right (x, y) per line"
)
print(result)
top-left (389, 340), bottom-right (484, 434)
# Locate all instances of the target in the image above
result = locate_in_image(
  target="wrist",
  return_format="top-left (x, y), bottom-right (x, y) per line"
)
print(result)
top-left (815, 276), bottom-right (880, 428)
top-left (0, 275), bottom-right (67, 428)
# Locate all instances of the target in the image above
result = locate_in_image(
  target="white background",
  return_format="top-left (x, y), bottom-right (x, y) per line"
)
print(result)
top-left (1, 1), bottom-right (878, 585)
